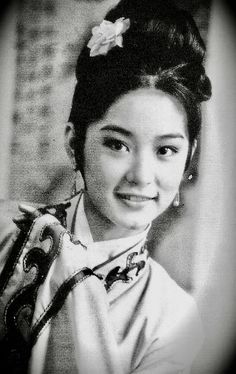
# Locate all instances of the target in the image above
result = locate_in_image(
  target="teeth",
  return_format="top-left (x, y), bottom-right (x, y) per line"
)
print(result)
top-left (119, 194), bottom-right (152, 202)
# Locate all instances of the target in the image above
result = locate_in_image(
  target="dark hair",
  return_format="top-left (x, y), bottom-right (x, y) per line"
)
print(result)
top-left (69, 0), bottom-right (211, 173)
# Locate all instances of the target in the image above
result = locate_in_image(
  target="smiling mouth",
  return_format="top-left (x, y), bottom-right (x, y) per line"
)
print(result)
top-left (116, 193), bottom-right (158, 202)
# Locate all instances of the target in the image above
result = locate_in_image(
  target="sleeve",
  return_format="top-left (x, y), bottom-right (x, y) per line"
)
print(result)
top-left (0, 205), bottom-right (124, 374)
top-left (26, 213), bottom-right (124, 374)
top-left (132, 295), bottom-right (204, 374)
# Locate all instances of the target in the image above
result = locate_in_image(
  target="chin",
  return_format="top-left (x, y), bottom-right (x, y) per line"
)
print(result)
top-left (113, 215), bottom-right (153, 232)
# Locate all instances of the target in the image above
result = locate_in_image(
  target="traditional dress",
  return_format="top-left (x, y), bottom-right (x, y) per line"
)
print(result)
top-left (0, 191), bottom-right (203, 374)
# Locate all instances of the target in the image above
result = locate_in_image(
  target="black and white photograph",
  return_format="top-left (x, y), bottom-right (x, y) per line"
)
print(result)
top-left (0, 1), bottom-right (236, 373)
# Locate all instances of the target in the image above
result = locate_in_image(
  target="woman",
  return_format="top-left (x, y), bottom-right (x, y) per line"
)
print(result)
top-left (0, 0), bottom-right (211, 373)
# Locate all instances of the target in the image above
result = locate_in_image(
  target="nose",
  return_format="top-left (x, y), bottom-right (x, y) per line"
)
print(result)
top-left (125, 152), bottom-right (156, 187)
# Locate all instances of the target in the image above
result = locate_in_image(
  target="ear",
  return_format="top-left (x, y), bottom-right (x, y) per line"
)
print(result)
top-left (64, 122), bottom-right (76, 169)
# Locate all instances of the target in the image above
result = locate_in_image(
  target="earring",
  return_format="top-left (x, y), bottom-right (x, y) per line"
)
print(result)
top-left (173, 191), bottom-right (180, 207)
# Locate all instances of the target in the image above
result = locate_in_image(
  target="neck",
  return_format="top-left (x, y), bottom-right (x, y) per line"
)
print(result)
top-left (83, 192), bottom-right (146, 242)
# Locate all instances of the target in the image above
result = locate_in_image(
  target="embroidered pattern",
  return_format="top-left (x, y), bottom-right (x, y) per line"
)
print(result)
top-left (0, 196), bottom-right (148, 372)
top-left (1, 222), bottom-right (67, 373)
top-left (102, 251), bottom-right (146, 291)
top-left (0, 201), bottom-right (70, 297)
top-left (38, 201), bottom-right (71, 227)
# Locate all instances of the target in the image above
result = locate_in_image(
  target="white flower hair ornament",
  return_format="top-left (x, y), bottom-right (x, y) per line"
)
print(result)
top-left (87, 17), bottom-right (130, 57)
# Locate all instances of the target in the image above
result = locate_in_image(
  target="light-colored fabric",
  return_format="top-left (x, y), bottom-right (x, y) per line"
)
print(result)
top-left (0, 194), bottom-right (203, 373)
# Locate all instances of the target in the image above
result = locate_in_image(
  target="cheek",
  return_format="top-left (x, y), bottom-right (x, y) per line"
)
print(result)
top-left (159, 159), bottom-right (187, 191)
top-left (84, 150), bottom-right (122, 190)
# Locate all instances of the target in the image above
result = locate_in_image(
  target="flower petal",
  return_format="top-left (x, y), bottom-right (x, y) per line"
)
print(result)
top-left (123, 18), bottom-right (130, 32)
top-left (115, 35), bottom-right (123, 47)
top-left (87, 34), bottom-right (103, 48)
top-left (99, 43), bottom-right (111, 55)
top-left (115, 21), bottom-right (124, 35)
top-left (116, 17), bottom-right (125, 23)
top-left (91, 25), bottom-right (101, 35)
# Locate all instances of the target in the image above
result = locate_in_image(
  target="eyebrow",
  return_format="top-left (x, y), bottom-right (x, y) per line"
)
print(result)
top-left (100, 124), bottom-right (185, 140)
top-left (100, 125), bottom-right (132, 137)
top-left (158, 133), bottom-right (185, 140)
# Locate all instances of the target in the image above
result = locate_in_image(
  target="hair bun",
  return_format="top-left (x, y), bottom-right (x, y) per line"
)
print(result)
top-left (172, 63), bottom-right (211, 102)
top-left (196, 70), bottom-right (212, 102)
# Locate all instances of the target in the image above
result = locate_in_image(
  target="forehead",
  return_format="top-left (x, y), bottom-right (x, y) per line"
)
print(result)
top-left (98, 88), bottom-right (188, 138)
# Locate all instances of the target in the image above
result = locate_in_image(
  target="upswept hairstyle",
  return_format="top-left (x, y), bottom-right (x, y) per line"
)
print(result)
top-left (69, 0), bottom-right (211, 173)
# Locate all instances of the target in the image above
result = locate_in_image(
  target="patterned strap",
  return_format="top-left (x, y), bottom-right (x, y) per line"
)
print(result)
top-left (30, 267), bottom-right (97, 346)
top-left (1, 267), bottom-right (97, 374)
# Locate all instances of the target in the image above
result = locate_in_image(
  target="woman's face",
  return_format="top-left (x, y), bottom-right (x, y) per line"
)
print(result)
top-left (83, 88), bottom-right (190, 236)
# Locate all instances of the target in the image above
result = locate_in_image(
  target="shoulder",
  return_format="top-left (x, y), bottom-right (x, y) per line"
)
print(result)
top-left (0, 194), bottom-right (77, 267)
top-left (0, 199), bottom-right (43, 243)
top-left (0, 199), bottom-right (44, 274)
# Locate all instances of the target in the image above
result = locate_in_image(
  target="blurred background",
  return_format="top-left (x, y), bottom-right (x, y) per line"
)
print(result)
top-left (0, 0), bottom-right (236, 373)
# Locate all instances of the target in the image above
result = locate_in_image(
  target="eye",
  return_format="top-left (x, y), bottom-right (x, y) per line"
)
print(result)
top-left (157, 146), bottom-right (178, 157)
top-left (103, 137), bottom-right (129, 152)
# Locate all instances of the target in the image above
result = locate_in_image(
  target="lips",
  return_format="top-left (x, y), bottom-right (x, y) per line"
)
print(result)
top-left (116, 192), bottom-right (158, 202)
